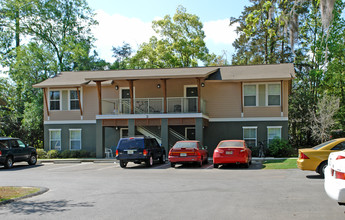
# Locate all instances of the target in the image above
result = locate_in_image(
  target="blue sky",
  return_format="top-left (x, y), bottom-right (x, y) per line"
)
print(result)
top-left (86, 0), bottom-right (251, 64)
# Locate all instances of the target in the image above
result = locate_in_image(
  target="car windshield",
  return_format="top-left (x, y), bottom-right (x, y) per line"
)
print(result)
top-left (117, 138), bottom-right (144, 150)
top-left (218, 141), bottom-right (244, 148)
top-left (173, 142), bottom-right (197, 149)
top-left (312, 140), bottom-right (336, 150)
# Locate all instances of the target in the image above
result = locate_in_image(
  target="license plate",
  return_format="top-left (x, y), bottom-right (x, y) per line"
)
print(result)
top-left (180, 153), bottom-right (187, 157)
top-left (127, 150), bottom-right (134, 154)
top-left (226, 151), bottom-right (233, 155)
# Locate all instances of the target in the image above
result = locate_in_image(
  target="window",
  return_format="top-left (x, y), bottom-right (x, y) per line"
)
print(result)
top-left (331, 142), bottom-right (345, 151)
top-left (50, 91), bottom-right (60, 110)
top-left (243, 127), bottom-right (257, 147)
top-left (268, 84), bottom-right (281, 106)
top-left (244, 85), bottom-right (256, 106)
top-left (70, 90), bottom-right (80, 110)
top-left (49, 129), bottom-right (61, 150)
top-left (267, 127), bottom-right (282, 144)
top-left (70, 129), bottom-right (81, 150)
top-left (243, 83), bottom-right (281, 107)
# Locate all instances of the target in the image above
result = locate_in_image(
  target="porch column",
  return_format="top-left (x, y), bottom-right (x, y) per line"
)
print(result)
top-left (195, 118), bottom-right (204, 144)
top-left (128, 119), bottom-right (135, 137)
top-left (43, 88), bottom-right (50, 119)
top-left (128, 80), bottom-right (134, 114)
top-left (162, 79), bottom-right (167, 113)
top-left (161, 118), bottom-right (169, 153)
top-left (281, 80), bottom-right (283, 117)
top-left (96, 81), bottom-right (102, 115)
top-left (96, 119), bottom-right (104, 158)
top-left (240, 82), bottom-right (244, 118)
top-left (197, 78), bottom-right (201, 113)
top-left (76, 87), bottom-right (83, 119)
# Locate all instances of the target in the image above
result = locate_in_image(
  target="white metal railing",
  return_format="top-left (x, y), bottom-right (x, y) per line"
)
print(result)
top-left (102, 97), bottom-right (206, 115)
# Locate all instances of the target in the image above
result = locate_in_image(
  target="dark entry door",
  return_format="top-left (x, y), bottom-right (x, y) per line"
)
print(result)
top-left (186, 128), bottom-right (196, 140)
top-left (186, 87), bottom-right (198, 113)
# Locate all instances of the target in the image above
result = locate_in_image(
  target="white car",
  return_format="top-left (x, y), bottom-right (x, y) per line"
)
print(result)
top-left (324, 150), bottom-right (345, 205)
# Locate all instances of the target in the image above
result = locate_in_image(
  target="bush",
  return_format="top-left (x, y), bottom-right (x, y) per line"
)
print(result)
top-left (60, 150), bottom-right (72, 158)
top-left (36, 149), bottom-right (47, 159)
top-left (59, 150), bottom-right (93, 158)
top-left (47, 150), bottom-right (60, 159)
top-left (266, 138), bottom-right (294, 158)
top-left (79, 150), bottom-right (91, 158)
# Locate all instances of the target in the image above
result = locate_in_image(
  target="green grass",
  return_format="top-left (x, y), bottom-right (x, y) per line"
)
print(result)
top-left (262, 158), bottom-right (298, 169)
top-left (0, 187), bottom-right (40, 202)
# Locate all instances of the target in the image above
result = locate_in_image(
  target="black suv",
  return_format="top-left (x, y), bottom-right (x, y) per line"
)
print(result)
top-left (0, 137), bottom-right (37, 168)
top-left (115, 137), bottom-right (166, 168)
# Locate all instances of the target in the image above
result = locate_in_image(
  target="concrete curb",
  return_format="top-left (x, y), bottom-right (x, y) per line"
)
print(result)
top-left (0, 187), bottom-right (49, 206)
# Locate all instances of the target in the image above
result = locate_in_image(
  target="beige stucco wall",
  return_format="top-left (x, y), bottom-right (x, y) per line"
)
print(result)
top-left (42, 79), bottom-right (291, 121)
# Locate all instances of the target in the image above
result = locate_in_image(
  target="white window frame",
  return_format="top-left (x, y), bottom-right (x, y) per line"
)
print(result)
top-left (49, 129), bottom-right (61, 150)
top-left (69, 129), bottom-right (82, 150)
top-left (183, 85), bottom-right (198, 97)
top-left (267, 126), bottom-right (282, 144)
top-left (68, 89), bottom-right (83, 111)
top-left (243, 126), bottom-right (257, 147)
top-left (243, 82), bottom-right (281, 107)
top-left (48, 89), bottom-right (62, 111)
top-left (120, 128), bottom-right (129, 138)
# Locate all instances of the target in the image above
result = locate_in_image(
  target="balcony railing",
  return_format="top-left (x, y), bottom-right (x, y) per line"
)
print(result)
top-left (102, 97), bottom-right (206, 115)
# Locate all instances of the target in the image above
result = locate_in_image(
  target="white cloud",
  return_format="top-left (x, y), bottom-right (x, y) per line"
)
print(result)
top-left (203, 19), bottom-right (239, 45)
top-left (92, 9), bottom-right (156, 62)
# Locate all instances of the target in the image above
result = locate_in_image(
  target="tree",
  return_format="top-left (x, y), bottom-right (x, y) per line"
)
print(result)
top-left (111, 42), bottom-right (132, 70)
top-left (131, 6), bottom-right (209, 68)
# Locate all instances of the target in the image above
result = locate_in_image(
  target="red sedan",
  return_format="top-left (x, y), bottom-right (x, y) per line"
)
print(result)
top-left (213, 140), bottom-right (252, 168)
top-left (168, 141), bottom-right (208, 167)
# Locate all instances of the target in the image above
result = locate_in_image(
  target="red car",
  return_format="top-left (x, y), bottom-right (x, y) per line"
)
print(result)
top-left (168, 141), bottom-right (208, 167)
top-left (213, 140), bottom-right (252, 168)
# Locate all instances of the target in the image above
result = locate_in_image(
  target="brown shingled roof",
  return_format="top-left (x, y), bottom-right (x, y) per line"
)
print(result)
top-left (33, 64), bottom-right (294, 88)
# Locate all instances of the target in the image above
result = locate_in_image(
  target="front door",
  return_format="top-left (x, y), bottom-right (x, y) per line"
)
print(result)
top-left (186, 87), bottom-right (198, 113)
top-left (185, 127), bottom-right (196, 140)
top-left (121, 89), bottom-right (131, 114)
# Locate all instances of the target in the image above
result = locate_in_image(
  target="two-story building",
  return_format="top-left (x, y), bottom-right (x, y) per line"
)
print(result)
top-left (33, 63), bottom-right (295, 158)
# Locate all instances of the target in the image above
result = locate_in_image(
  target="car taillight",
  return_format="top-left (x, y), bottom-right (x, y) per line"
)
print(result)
top-left (331, 169), bottom-right (334, 176)
top-left (335, 171), bottom-right (345, 180)
top-left (0, 150), bottom-right (1, 156)
top-left (116, 150), bottom-right (119, 156)
top-left (168, 150), bottom-right (172, 156)
top-left (300, 152), bottom-right (309, 159)
top-left (143, 149), bottom-right (148, 156)
top-left (215, 149), bottom-right (224, 153)
top-left (196, 151), bottom-right (201, 156)
top-left (240, 149), bottom-right (245, 153)
top-left (336, 155), bottom-right (345, 160)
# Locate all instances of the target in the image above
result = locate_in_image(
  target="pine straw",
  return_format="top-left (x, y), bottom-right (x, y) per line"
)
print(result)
top-left (0, 187), bottom-right (40, 202)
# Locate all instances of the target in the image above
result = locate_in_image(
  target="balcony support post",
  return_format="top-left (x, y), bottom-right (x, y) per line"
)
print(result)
top-left (96, 81), bottom-right (103, 115)
top-left (162, 79), bottom-right (167, 113)
top-left (129, 80), bottom-right (134, 114)
top-left (197, 78), bottom-right (201, 113)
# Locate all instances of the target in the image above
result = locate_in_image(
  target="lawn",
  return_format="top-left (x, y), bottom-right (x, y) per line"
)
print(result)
top-left (0, 186), bottom-right (40, 202)
top-left (262, 158), bottom-right (298, 169)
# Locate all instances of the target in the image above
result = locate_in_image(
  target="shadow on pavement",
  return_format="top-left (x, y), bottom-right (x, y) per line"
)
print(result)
top-left (0, 164), bottom-right (43, 171)
top-left (306, 174), bottom-right (324, 179)
top-left (0, 200), bottom-right (94, 215)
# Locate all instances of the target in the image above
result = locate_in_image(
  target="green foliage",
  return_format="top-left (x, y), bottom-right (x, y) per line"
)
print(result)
top-left (36, 149), bottom-right (47, 159)
top-left (47, 150), bottom-right (60, 159)
top-left (59, 150), bottom-right (92, 158)
top-left (266, 138), bottom-right (295, 157)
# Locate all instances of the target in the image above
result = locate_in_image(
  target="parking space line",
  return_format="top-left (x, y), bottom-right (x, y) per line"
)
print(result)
top-left (205, 164), bottom-right (214, 169)
top-left (47, 163), bottom-right (86, 171)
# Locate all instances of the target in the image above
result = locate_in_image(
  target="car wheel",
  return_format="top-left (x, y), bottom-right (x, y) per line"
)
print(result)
top-left (4, 157), bottom-right (13, 169)
top-left (28, 154), bottom-right (37, 165)
top-left (159, 154), bottom-right (166, 164)
top-left (244, 161), bottom-right (250, 168)
top-left (204, 154), bottom-right (209, 164)
top-left (170, 162), bottom-right (175, 168)
top-left (213, 164), bottom-right (219, 168)
top-left (319, 161), bottom-right (328, 178)
top-left (146, 155), bottom-right (153, 167)
top-left (198, 159), bottom-right (203, 167)
top-left (119, 160), bottom-right (127, 168)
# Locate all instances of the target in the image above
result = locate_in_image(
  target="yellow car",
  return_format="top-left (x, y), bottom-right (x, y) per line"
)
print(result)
top-left (297, 138), bottom-right (345, 177)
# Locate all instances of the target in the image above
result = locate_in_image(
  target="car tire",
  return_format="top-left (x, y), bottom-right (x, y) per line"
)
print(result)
top-left (28, 154), bottom-right (37, 165)
top-left (204, 154), bottom-right (209, 164)
top-left (244, 161), bottom-right (250, 168)
top-left (159, 154), bottom-right (166, 164)
top-left (198, 159), bottom-right (203, 167)
top-left (119, 160), bottom-right (127, 168)
top-left (170, 163), bottom-right (175, 168)
top-left (4, 156), bottom-right (13, 169)
top-left (318, 161), bottom-right (328, 178)
top-left (213, 164), bottom-right (219, 168)
top-left (146, 155), bottom-right (153, 167)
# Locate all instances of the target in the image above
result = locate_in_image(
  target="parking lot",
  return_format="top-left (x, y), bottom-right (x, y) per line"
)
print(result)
top-left (0, 161), bottom-right (344, 220)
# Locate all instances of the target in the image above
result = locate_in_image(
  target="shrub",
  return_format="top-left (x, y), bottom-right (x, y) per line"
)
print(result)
top-left (47, 150), bottom-right (60, 159)
top-left (36, 149), bottom-right (47, 159)
top-left (79, 150), bottom-right (91, 158)
top-left (60, 150), bottom-right (72, 158)
top-left (266, 138), bottom-right (294, 158)
top-left (59, 150), bottom-right (93, 158)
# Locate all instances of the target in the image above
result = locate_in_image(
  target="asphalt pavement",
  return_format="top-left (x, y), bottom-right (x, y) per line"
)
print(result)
top-left (0, 161), bottom-right (344, 220)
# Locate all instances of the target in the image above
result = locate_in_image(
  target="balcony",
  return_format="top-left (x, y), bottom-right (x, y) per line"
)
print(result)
top-left (101, 97), bottom-right (206, 115)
